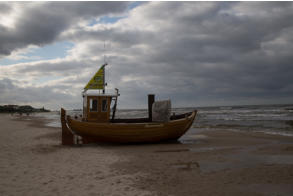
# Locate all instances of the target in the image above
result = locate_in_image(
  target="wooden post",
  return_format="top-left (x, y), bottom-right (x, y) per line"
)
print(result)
top-left (60, 108), bottom-right (74, 145)
top-left (148, 94), bottom-right (155, 122)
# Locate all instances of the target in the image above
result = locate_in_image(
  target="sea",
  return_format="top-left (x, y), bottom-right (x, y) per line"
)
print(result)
top-left (34, 104), bottom-right (293, 140)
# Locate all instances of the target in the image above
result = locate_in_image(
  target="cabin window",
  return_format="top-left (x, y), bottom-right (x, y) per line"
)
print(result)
top-left (90, 99), bottom-right (98, 111)
top-left (102, 99), bottom-right (107, 112)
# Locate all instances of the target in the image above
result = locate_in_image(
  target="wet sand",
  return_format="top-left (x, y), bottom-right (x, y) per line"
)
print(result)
top-left (0, 114), bottom-right (293, 195)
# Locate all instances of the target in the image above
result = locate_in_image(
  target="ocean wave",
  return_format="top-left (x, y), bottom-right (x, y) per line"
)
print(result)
top-left (40, 104), bottom-right (293, 137)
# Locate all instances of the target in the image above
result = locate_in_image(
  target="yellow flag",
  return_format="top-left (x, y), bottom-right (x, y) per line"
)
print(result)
top-left (84, 64), bottom-right (106, 90)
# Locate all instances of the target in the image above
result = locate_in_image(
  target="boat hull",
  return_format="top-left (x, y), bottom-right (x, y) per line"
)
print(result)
top-left (62, 109), bottom-right (197, 143)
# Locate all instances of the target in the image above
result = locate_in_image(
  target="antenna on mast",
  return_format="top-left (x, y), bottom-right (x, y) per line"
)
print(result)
top-left (104, 41), bottom-right (107, 64)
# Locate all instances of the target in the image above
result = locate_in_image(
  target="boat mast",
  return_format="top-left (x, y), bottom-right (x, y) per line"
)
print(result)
top-left (103, 64), bottom-right (106, 94)
top-left (103, 41), bottom-right (107, 94)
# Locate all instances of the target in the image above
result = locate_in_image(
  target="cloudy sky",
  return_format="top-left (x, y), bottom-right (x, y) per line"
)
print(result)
top-left (0, 1), bottom-right (293, 110)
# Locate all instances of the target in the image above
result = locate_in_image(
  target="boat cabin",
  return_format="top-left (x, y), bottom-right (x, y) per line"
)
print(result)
top-left (82, 91), bottom-right (119, 123)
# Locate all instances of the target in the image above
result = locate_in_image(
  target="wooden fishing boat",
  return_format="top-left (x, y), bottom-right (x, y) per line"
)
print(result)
top-left (61, 108), bottom-right (196, 144)
top-left (61, 63), bottom-right (197, 145)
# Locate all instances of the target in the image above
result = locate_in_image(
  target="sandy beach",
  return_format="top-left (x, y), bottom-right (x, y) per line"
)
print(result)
top-left (0, 114), bottom-right (293, 196)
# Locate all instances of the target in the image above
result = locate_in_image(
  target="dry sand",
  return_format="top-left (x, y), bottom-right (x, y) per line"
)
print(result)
top-left (0, 114), bottom-right (293, 196)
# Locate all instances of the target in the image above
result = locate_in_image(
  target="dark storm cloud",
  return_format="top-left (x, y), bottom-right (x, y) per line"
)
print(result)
top-left (51, 1), bottom-right (293, 107)
top-left (107, 1), bottom-right (293, 106)
top-left (0, 2), bottom-right (129, 57)
top-left (1, 2), bottom-right (293, 109)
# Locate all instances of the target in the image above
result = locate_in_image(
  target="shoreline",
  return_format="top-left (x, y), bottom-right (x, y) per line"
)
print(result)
top-left (0, 114), bottom-right (293, 195)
